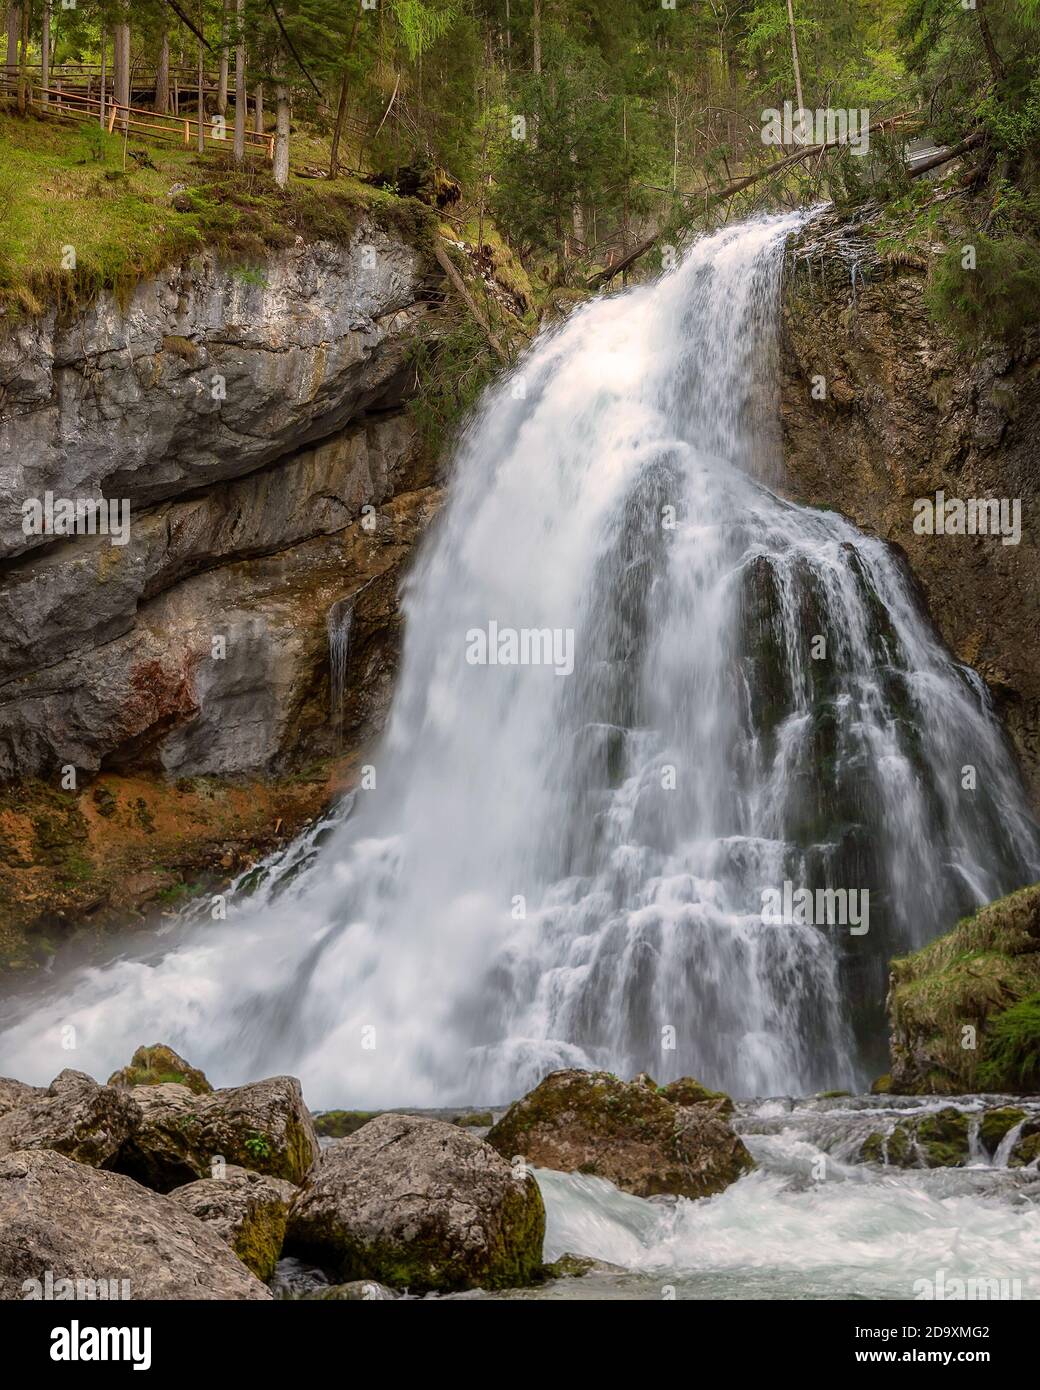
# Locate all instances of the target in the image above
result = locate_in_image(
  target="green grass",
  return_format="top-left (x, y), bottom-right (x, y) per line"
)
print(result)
top-left (0, 109), bottom-right (435, 319)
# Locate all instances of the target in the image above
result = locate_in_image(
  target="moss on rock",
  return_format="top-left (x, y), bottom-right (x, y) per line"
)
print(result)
top-left (486, 1069), bottom-right (753, 1200)
top-left (108, 1043), bottom-right (212, 1096)
top-left (889, 883), bottom-right (1040, 1094)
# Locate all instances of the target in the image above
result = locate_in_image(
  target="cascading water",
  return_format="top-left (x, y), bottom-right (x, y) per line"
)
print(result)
top-left (1, 212), bottom-right (1037, 1109)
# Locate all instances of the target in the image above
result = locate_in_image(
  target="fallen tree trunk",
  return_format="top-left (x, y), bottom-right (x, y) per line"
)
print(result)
top-left (585, 116), bottom-right (981, 291)
top-left (433, 243), bottom-right (509, 366)
top-left (909, 130), bottom-right (984, 178)
top-left (587, 236), bottom-right (658, 289)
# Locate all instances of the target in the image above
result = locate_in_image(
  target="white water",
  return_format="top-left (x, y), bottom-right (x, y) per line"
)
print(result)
top-left (1, 212), bottom-right (1038, 1109)
top-left (531, 1096), bottom-right (1040, 1301)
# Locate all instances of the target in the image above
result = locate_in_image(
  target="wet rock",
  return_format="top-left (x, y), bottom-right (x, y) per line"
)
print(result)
top-left (1009, 1118), bottom-right (1040, 1168)
top-left (285, 1112), bottom-right (545, 1292)
top-left (0, 1148), bottom-right (271, 1299)
top-left (108, 1043), bottom-right (212, 1096)
top-left (660, 1077), bottom-right (735, 1118)
top-left (541, 1253), bottom-right (596, 1279)
top-left (116, 1075), bottom-right (319, 1192)
top-left (979, 1107), bottom-right (1026, 1155)
top-left (486, 1069), bottom-right (754, 1199)
top-left (0, 1070), bottom-right (139, 1168)
top-left (169, 1165), bottom-right (297, 1280)
top-left (860, 1107), bottom-right (970, 1168)
top-left (300, 1280), bottom-right (398, 1300)
top-left (781, 209), bottom-right (1040, 804)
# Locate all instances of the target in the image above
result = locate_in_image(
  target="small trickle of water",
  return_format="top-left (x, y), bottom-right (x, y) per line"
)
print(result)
top-left (326, 598), bottom-right (354, 730)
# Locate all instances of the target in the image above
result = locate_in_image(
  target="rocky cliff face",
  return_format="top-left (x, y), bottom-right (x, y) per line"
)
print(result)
top-left (0, 223), bottom-right (440, 783)
top-left (779, 207), bottom-right (1040, 807)
top-left (0, 218), bottom-right (448, 960)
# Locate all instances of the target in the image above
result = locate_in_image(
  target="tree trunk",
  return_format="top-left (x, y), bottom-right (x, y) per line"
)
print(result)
top-left (114, 21), bottom-right (130, 130)
top-left (232, 0), bottom-right (245, 162)
top-left (329, 2), bottom-right (363, 177)
top-left (99, 28), bottom-right (107, 128)
top-left (785, 0), bottom-right (805, 115)
top-left (5, 4), bottom-right (19, 89)
top-left (217, 0), bottom-right (228, 112)
top-left (197, 42), bottom-right (205, 152)
top-left (156, 31), bottom-right (170, 113)
top-left (532, 0), bottom-right (541, 75)
top-left (273, 83), bottom-right (290, 186)
top-left (41, 3), bottom-right (50, 105)
top-left (16, 0), bottom-right (27, 112)
top-left (253, 82), bottom-right (264, 135)
top-left (974, 0), bottom-right (1005, 84)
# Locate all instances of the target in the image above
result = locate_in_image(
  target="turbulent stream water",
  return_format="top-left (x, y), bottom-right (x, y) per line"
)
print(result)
top-left (2, 211), bottom-right (1039, 1298)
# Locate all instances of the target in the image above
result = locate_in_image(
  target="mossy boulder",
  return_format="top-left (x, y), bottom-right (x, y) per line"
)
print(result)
top-left (486, 1069), bottom-right (753, 1200)
top-left (108, 1043), bottom-right (212, 1096)
top-left (1008, 1118), bottom-right (1040, 1168)
top-left (889, 882), bottom-right (1040, 1094)
top-left (0, 1149), bottom-right (271, 1300)
top-left (0, 1069), bottom-right (140, 1169)
top-left (979, 1107), bottom-right (1026, 1156)
top-left (170, 1165), bottom-right (297, 1281)
top-left (114, 1075), bottom-right (319, 1192)
top-left (285, 1113), bottom-right (545, 1293)
top-left (312, 1110), bottom-right (380, 1139)
top-left (659, 1077), bottom-right (735, 1118)
top-left (860, 1107), bottom-right (970, 1168)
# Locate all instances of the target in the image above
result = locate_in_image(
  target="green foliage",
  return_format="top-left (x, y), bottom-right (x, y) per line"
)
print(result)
top-left (925, 232), bottom-right (1040, 344)
top-left (407, 310), bottom-right (500, 455)
top-left (978, 994), bottom-right (1040, 1091)
top-left (243, 1131), bottom-right (273, 1161)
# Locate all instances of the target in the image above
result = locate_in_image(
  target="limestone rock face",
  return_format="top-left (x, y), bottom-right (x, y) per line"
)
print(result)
top-left (170, 1165), bottom-right (297, 1280)
top-left (116, 1075), bottom-right (319, 1192)
top-left (0, 231), bottom-right (426, 560)
top-left (486, 1069), bottom-right (754, 1200)
top-left (285, 1112), bottom-right (546, 1292)
top-left (0, 224), bottom-right (443, 786)
top-left (0, 1148), bottom-right (272, 1300)
top-left (780, 207), bottom-right (1040, 804)
top-left (0, 1069), bottom-right (140, 1168)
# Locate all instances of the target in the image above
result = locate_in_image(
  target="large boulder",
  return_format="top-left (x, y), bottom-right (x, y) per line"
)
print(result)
top-left (170, 1166), bottom-right (297, 1280)
top-left (116, 1075), bottom-right (319, 1192)
top-left (108, 1043), bottom-right (212, 1096)
top-left (486, 1069), bottom-right (754, 1200)
top-left (0, 1078), bottom-right (44, 1117)
top-left (285, 1113), bottom-right (545, 1293)
top-left (0, 1070), bottom-right (140, 1168)
top-left (0, 1149), bottom-right (271, 1300)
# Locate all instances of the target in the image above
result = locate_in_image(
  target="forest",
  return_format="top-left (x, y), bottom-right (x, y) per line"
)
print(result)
top-left (2, 0), bottom-right (1039, 283)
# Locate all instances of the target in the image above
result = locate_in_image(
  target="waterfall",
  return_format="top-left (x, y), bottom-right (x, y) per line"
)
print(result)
top-left (1, 212), bottom-right (1037, 1107)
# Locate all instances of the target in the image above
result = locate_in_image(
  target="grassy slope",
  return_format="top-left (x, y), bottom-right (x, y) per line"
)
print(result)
top-left (0, 109), bottom-right (432, 317)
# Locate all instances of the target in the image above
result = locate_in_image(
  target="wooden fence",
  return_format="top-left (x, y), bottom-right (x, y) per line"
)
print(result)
top-left (1, 75), bottom-right (274, 160)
